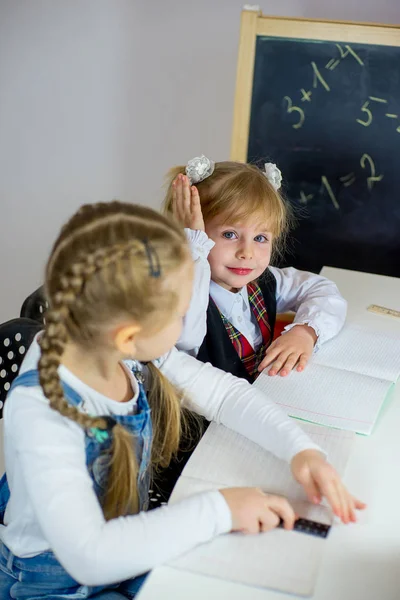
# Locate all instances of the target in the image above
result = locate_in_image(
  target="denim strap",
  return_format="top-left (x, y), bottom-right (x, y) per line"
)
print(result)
top-left (10, 370), bottom-right (83, 407)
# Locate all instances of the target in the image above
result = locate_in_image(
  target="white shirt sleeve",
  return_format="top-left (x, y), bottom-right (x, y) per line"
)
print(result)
top-left (158, 348), bottom-right (323, 463)
top-left (4, 391), bottom-right (232, 586)
top-left (175, 229), bottom-right (214, 355)
top-left (269, 266), bottom-right (347, 349)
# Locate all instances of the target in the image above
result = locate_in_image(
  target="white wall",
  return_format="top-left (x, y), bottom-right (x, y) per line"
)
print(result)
top-left (0, 0), bottom-right (399, 322)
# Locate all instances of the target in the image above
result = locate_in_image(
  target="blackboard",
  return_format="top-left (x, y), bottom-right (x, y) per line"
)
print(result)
top-left (231, 12), bottom-right (400, 277)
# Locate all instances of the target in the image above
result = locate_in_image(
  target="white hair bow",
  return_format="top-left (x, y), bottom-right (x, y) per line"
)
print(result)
top-left (263, 163), bottom-right (282, 190)
top-left (185, 155), bottom-right (215, 185)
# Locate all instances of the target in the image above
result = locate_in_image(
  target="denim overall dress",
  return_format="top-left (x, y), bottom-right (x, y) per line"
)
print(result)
top-left (0, 365), bottom-right (152, 600)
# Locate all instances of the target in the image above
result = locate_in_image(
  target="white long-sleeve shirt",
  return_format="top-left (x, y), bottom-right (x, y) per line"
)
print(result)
top-left (177, 229), bottom-right (347, 355)
top-left (0, 335), bottom-right (321, 587)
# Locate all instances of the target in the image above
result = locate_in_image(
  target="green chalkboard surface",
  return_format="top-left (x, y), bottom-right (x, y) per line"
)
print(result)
top-left (247, 36), bottom-right (400, 277)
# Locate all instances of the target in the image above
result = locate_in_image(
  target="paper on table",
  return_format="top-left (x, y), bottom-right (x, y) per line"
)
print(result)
top-left (252, 323), bottom-right (400, 435)
top-left (168, 520), bottom-right (325, 597)
top-left (313, 324), bottom-right (400, 382)
top-left (171, 421), bottom-right (354, 516)
top-left (254, 364), bottom-right (392, 435)
top-left (168, 422), bottom-right (354, 596)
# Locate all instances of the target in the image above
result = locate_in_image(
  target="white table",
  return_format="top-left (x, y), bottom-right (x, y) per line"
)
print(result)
top-left (138, 267), bottom-right (400, 600)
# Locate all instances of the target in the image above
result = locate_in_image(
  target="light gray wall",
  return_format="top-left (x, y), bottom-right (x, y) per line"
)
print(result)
top-left (1, 0), bottom-right (399, 322)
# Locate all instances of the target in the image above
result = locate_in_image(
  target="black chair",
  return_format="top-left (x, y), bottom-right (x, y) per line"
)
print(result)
top-left (20, 286), bottom-right (47, 325)
top-left (0, 318), bottom-right (42, 417)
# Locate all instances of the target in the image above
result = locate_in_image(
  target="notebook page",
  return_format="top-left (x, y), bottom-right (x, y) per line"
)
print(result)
top-left (171, 421), bottom-right (354, 513)
top-left (254, 364), bottom-right (392, 434)
top-left (168, 521), bottom-right (324, 597)
top-left (168, 422), bottom-right (351, 595)
top-left (313, 323), bottom-right (400, 382)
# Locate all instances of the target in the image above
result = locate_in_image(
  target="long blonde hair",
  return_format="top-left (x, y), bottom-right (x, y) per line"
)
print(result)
top-left (38, 201), bottom-right (190, 520)
top-left (163, 161), bottom-right (293, 260)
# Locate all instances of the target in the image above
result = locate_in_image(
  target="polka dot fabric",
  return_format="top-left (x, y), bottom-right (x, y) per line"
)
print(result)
top-left (0, 318), bottom-right (42, 415)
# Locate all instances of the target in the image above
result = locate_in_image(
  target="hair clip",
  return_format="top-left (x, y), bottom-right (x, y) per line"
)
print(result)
top-left (89, 416), bottom-right (117, 443)
top-left (263, 163), bottom-right (282, 191)
top-left (142, 239), bottom-right (161, 278)
top-left (185, 155), bottom-right (215, 185)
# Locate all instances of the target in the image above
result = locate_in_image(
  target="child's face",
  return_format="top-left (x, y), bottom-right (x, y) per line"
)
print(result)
top-left (132, 259), bottom-right (194, 361)
top-left (205, 216), bottom-right (272, 291)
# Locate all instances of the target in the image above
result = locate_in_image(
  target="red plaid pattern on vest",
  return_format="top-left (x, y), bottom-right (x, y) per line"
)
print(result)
top-left (219, 281), bottom-right (272, 381)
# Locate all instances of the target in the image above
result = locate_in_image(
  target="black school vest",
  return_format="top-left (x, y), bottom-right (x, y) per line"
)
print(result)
top-left (197, 269), bottom-right (277, 383)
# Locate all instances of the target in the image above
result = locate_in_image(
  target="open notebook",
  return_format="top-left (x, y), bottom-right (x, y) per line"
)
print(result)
top-left (168, 421), bottom-right (354, 597)
top-left (254, 323), bottom-right (400, 435)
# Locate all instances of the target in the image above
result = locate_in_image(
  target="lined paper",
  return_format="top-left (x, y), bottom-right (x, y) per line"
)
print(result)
top-left (253, 324), bottom-right (400, 434)
top-left (169, 522), bottom-right (325, 597)
top-left (313, 324), bottom-right (400, 381)
top-left (168, 422), bottom-right (354, 596)
top-left (255, 365), bottom-right (392, 435)
top-left (172, 421), bottom-right (354, 510)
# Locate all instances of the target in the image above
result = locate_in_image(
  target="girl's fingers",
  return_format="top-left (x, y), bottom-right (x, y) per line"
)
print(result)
top-left (310, 463), bottom-right (366, 524)
top-left (337, 486), bottom-right (364, 524)
top-left (191, 185), bottom-right (201, 211)
top-left (345, 492), bottom-right (356, 523)
top-left (190, 186), bottom-right (204, 230)
top-left (279, 353), bottom-right (300, 377)
top-left (353, 497), bottom-right (367, 511)
top-left (259, 511), bottom-right (281, 533)
top-left (299, 474), bottom-right (321, 505)
top-left (259, 342), bottom-right (309, 374)
top-left (320, 480), bottom-right (342, 519)
top-left (323, 475), bottom-right (356, 524)
top-left (334, 482), bottom-right (349, 523)
top-left (173, 175), bottom-right (199, 228)
top-left (182, 175), bottom-right (191, 216)
top-left (349, 496), bottom-right (366, 522)
top-left (258, 345), bottom-right (280, 371)
top-left (296, 353), bottom-right (309, 372)
top-left (267, 352), bottom-right (291, 376)
top-left (335, 491), bottom-right (366, 524)
top-left (265, 495), bottom-right (296, 530)
top-left (268, 361), bottom-right (284, 376)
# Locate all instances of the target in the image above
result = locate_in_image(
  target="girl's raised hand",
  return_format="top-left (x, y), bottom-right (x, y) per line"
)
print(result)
top-left (220, 487), bottom-right (295, 533)
top-left (258, 324), bottom-right (317, 376)
top-left (291, 450), bottom-right (367, 524)
top-left (172, 174), bottom-right (205, 231)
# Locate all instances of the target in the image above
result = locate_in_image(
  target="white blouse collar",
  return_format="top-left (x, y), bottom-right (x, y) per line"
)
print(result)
top-left (209, 280), bottom-right (250, 319)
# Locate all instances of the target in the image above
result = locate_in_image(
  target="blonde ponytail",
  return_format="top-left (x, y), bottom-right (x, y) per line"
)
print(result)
top-left (103, 424), bottom-right (139, 519)
top-left (147, 362), bottom-right (203, 470)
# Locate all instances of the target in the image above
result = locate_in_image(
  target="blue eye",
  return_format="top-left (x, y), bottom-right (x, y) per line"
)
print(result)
top-left (254, 234), bottom-right (269, 243)
top-left (222, 231), bottom-right (237, 240)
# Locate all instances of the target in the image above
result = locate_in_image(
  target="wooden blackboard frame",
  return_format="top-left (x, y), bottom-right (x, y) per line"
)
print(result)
top-left (231, 10), bottom-right (400, 162)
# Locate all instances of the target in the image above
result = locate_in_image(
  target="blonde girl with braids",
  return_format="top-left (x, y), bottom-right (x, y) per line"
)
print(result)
top-left (164, 156), bottom-right (348, 383)
top-left (0, 201), bottom-right (364, 599)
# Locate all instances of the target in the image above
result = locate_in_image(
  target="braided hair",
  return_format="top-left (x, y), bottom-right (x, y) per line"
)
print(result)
top-left (39, 201), bottom-right (190, 519)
